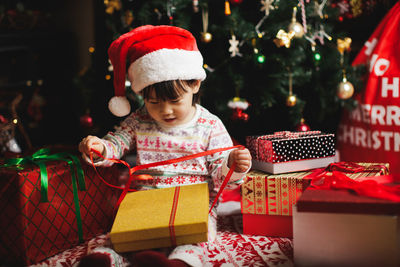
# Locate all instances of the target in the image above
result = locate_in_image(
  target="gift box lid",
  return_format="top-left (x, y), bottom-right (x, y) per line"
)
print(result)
top-left (296, 184), bottom-right (400, 215)
top-left (246, 131), bottom-right (336, 163)
top-left (110, 183), bottom-right (209, 244)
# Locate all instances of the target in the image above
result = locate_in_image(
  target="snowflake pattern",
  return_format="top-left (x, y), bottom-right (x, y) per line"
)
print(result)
top-left (228, 35), bottom-right (242, 57)
top-left (260, 0), bottom-right (275, 16)
top-left (97, 105), bottom-right (246, 191)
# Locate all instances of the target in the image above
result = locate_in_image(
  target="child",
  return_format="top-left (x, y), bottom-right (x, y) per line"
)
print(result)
top-left (78, 25), bottom-right (251, 267)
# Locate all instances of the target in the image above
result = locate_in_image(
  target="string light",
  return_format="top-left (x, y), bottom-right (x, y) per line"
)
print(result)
top-left (257, 54), bottom-right (265, 63)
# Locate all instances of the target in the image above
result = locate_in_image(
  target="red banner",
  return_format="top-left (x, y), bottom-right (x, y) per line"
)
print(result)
top-left (337, 2), bottom-right (400, 174)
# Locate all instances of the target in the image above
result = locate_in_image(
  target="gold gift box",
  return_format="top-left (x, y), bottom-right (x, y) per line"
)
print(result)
top-left (110, 183), bottom-right (209, 252)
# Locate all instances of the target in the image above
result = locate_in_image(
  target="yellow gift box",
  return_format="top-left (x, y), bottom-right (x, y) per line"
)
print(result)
top-left (110, 183), bottom-right (209, 252)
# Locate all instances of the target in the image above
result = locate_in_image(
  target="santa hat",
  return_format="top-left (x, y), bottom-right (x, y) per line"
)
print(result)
top-left (107, 25), bottom-right (207, 117)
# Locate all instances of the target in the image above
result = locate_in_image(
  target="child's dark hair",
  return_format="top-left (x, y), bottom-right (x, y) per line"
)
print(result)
top-left (141, 80), bottom-right (200, 105)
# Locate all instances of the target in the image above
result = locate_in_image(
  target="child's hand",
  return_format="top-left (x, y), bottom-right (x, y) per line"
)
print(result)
top-left (78, 135), bottom-right (105, 160)
top-left (228, 148), bottom-right (252, 173)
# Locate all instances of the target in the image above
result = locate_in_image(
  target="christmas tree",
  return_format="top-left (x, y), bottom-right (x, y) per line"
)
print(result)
top-left (82, 0), bottom-right (395, 144)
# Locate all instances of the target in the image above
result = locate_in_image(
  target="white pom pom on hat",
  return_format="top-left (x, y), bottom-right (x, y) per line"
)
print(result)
top-left (107, 25), bottom-right (206, 117)
top-left (108, 96), bottom-right (131, 117)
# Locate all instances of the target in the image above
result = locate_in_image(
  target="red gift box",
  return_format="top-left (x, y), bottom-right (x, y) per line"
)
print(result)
top-left (0, 151), bottom-right (120, 266)
top-left (241, 170), bottom-right (310, 238)
top-left (241, 163), bottom-right (390, 238)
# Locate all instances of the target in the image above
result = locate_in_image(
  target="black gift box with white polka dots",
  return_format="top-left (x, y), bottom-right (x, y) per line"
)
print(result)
top-left (246, 131), bottom-right (336, 163)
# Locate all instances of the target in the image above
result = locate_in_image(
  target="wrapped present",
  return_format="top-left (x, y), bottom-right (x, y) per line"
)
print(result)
top-left (0, 149), bottom-right (120, 266)
top-left (246, 131), bottom-right (336, 174)
top-left (110, 183), bottom-right (209, 252)
top-left (241, 170), bottom-right (311, 238)
top-left (293, 163), bottom-right (398, 267)
top-left (241, 163), bottom-right (390, 238)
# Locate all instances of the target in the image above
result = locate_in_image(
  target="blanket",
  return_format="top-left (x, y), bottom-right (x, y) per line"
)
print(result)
top-left (31, 185), bottom-right (293, 267)
top-left (31, 214), bottom-right (293, 267)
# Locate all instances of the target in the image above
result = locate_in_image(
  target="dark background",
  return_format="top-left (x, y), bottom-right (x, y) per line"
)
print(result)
top-left (0, 0), bottom-right (397, 154)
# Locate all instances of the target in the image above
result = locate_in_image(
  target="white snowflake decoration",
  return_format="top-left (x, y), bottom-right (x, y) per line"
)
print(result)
top-left (260, 0), bottom-right (275, 16)
top-left (228, 35), bottom-right (242, 57)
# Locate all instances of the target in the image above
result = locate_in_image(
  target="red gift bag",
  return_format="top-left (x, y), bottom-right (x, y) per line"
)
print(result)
top-left (337, 2), bottom-right (400, 174)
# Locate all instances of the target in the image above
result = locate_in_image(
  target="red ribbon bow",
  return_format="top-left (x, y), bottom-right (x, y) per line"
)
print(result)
top-left (306, 162), bottom-right (400, 202)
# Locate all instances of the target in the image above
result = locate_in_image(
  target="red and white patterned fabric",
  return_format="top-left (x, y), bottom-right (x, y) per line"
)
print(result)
top-left (32, 215), bottom-right (293, 267)
top-left (89, 104), bottom-right (246, 194)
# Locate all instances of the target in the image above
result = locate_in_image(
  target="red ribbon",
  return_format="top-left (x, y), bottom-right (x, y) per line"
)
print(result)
top-left (90, 145), bottom-right (243, 211)
top-left (169, 186), bottom-right (180, 246)
top-left (306, 162), bottom-right (400, 202)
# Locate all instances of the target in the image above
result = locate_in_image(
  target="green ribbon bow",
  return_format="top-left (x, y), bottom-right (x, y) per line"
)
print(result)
top-left (2, 148), bottom-right (86, 242)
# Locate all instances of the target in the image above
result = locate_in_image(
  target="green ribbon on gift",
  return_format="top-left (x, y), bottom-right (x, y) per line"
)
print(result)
top-left (2, 148), bottom-right (86, 242)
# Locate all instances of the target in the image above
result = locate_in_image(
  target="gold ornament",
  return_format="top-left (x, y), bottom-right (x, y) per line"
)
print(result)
top-left (289, 21), bottom-right (304, 38)
top-left (201, 8), bottom-right (212, 43)
top-left (337, 37), bottom-right (352, 54)
top-left (225, 0), bottom-right (231, 15)
top-left (286, 71), bottom-right (297, 106)
top-left (274, 29), bottom-right (295, 48)
top-left (337, 77), bottom-right (354, 99)
top-left (289, 7), bottom-right (304, 38)
top-left (104, 0), bottom-right (122, 14)
top-left (286, 95), bottom-right (297, 107)
top-left (350, 0), bottom-right (362, 17)
top-left (201, 32), bottom-right (213, 43)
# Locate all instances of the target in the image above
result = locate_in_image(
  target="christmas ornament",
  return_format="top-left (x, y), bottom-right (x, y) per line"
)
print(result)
top-left (104, 0), bottom-right (122, 15)
top-left (193, 0), bottom-right (199, 13)
top-left (305, 24), bottom-right (332, 47)
top-left (201, 32), bottom-right (213, 43)
top-left (201, 8), bottom-right (212, 43)
top-left (228, 35), bottom-right (241, 57)
top-left (314, 0), bottom-right (328, 18)
top-left (230, 0), bottom-right (243, 5)
top-left (286, 71), bottom-right (297, 107)
top-left (337, 75), bottom-right (354, 99)
top-left (288, 7), bottom-right (305, 38)
top-left (231, 108), bottom-right (249, 122)
top-left (228, 97), bottom-right (250, 122)
top-left (350, 0), bottom-right (362, 17)
top-left (274, 29), bottom-right (295, 48)
top-left (260, 0), bottom-right (275, 16)
top-left (80, 111), bottom-right (94, 128)
top-left (286, 95), bottom-right (297, 107)
top-left (298, 0), bottom-right (308, 34)
top-left (335, 0), bottom-right (350, 15)
top-left (336, 37), bottom-right (354, 99)
top-left (167, 0), bottom-right (176, 24)
top-left (337, 37), bottom-right (352, 54)
top-left (225, 0), bottom-right (231, 15)
top-left (296, 118), bottom-right (311, 131)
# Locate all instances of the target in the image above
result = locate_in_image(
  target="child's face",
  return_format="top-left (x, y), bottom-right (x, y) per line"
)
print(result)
top-left (144, 82), bottom-right (200, 127)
